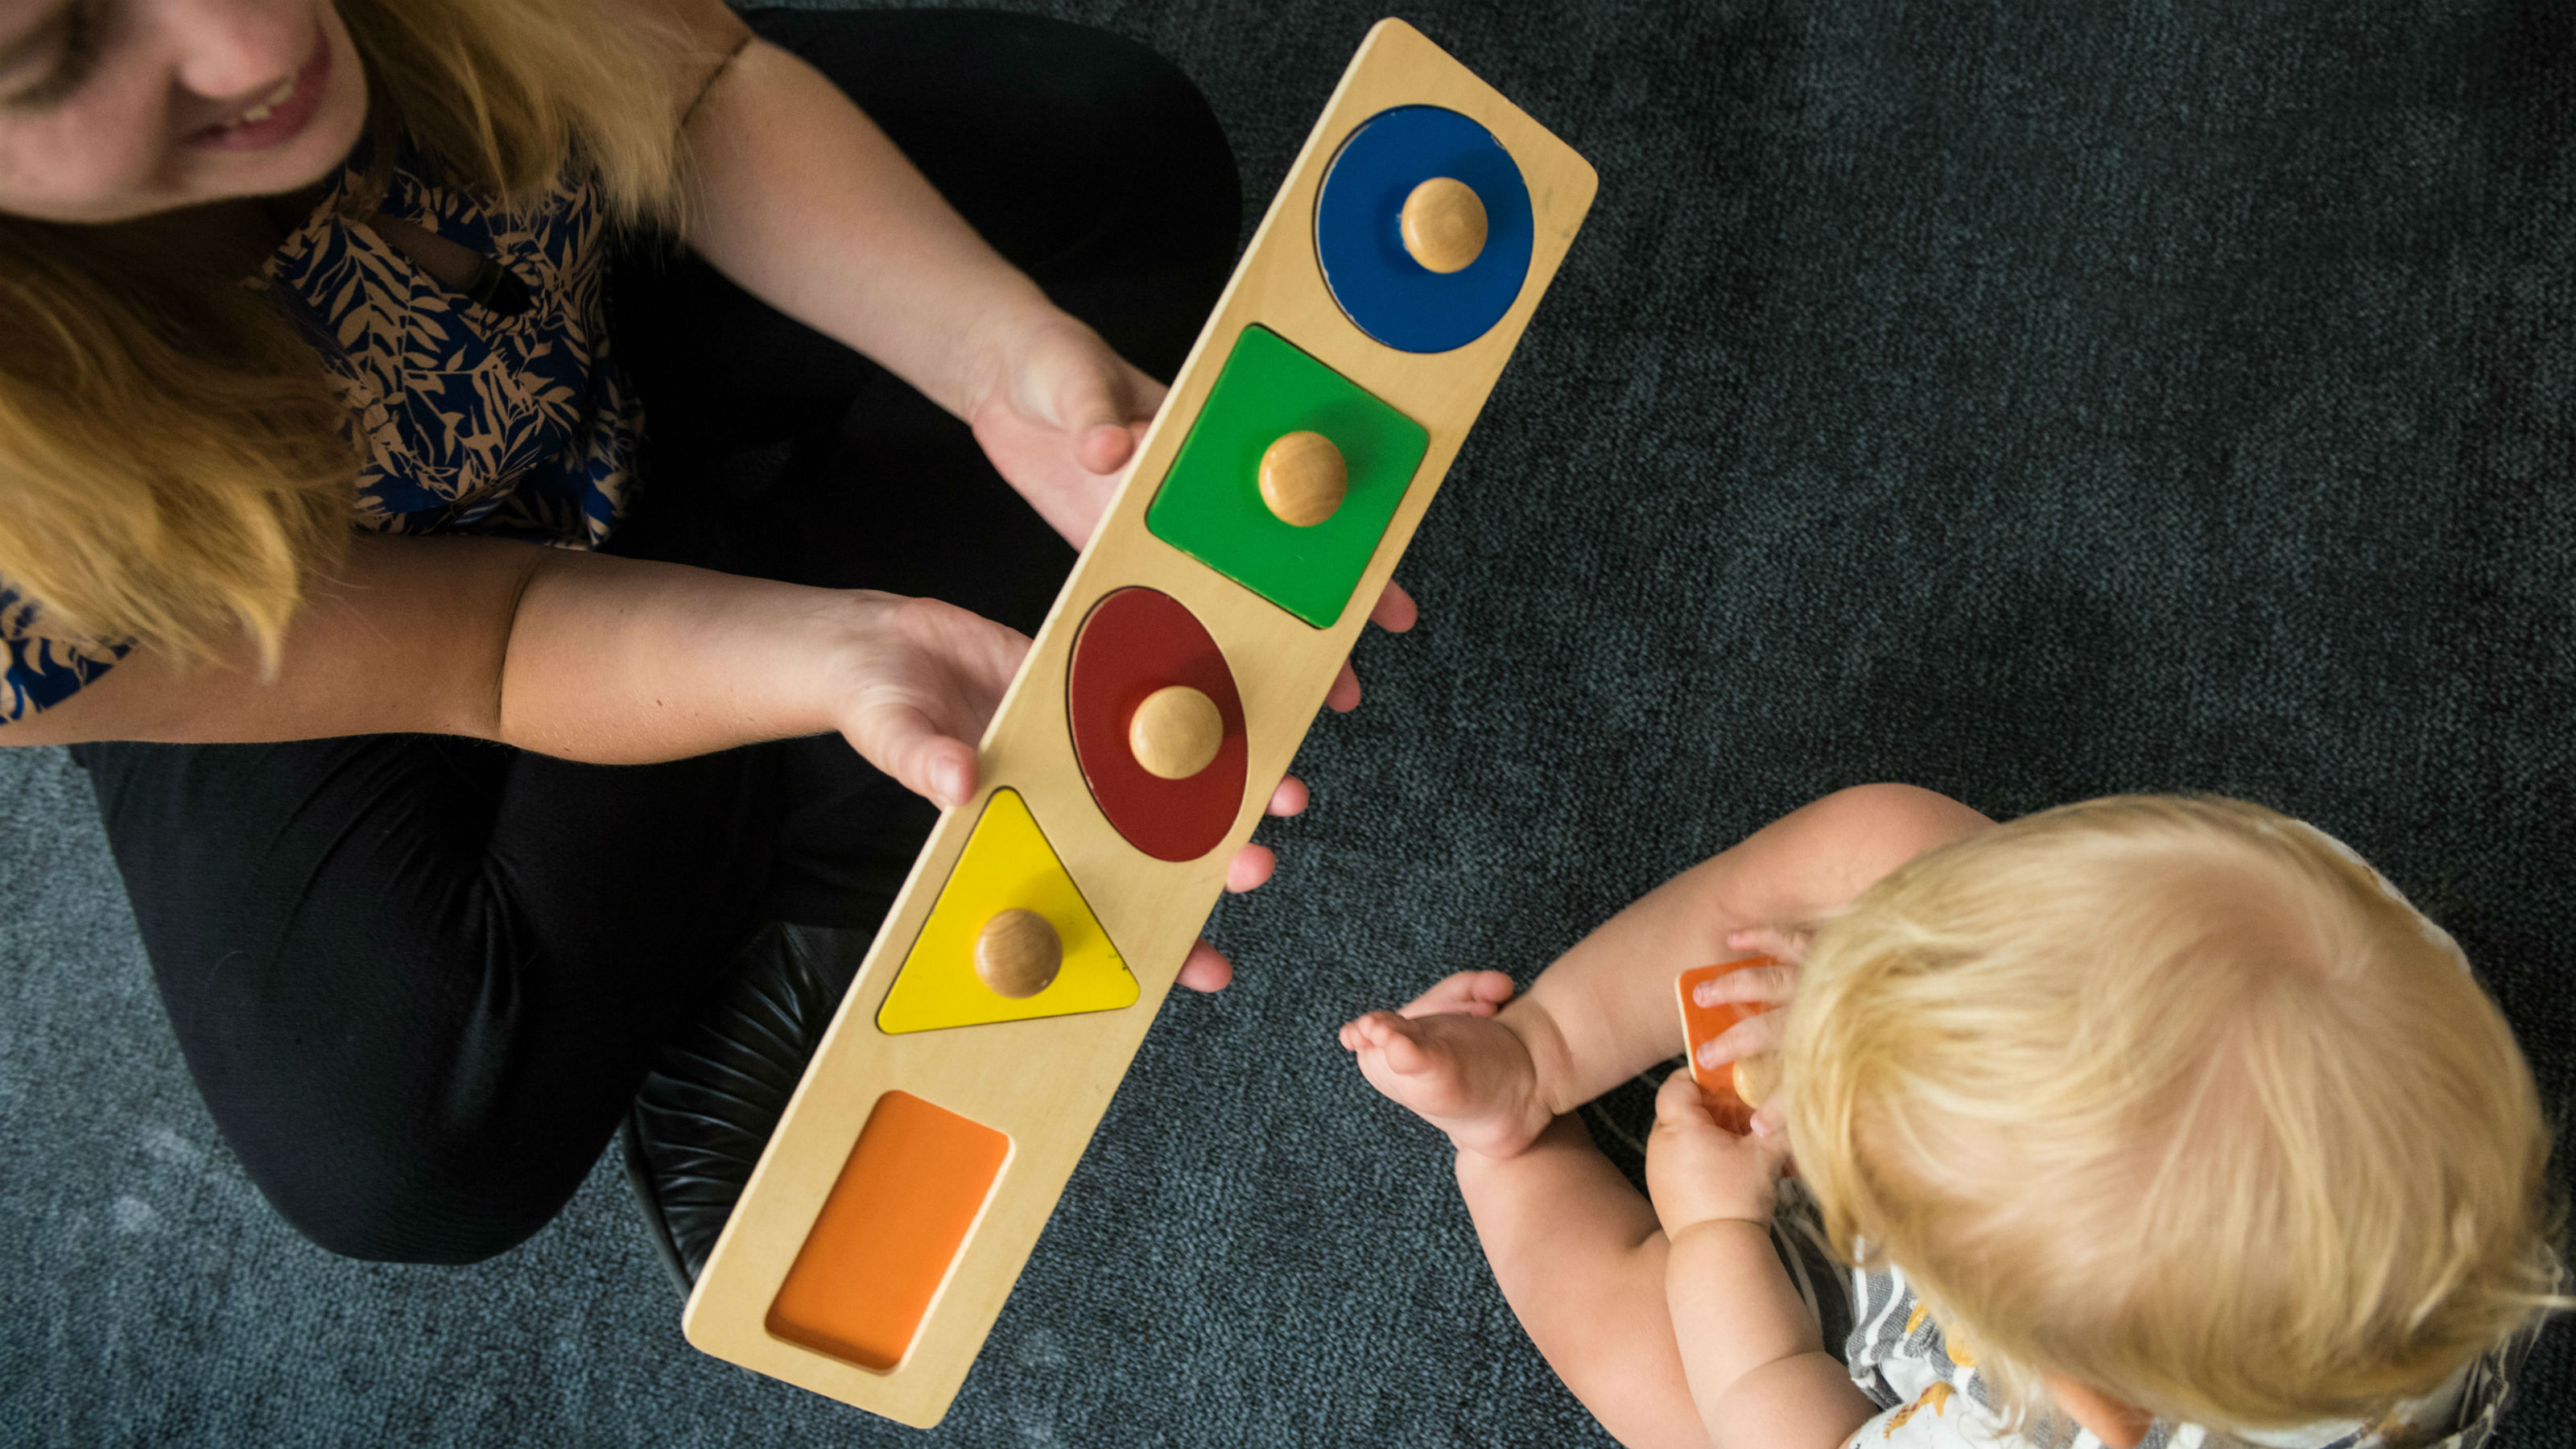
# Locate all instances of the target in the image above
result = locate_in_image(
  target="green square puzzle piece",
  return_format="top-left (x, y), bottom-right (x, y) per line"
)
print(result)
top-left (1146, 325), bottom-right (1430, 629)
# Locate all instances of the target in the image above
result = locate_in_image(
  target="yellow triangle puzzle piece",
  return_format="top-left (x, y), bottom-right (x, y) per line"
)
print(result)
top-left (877, 789), bottom-right (1140, 1034)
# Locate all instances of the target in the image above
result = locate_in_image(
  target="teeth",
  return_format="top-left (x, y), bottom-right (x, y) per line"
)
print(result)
top-left (225, 77), bottom-right (297, 129)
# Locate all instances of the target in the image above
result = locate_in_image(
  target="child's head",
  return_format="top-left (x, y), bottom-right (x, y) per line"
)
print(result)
top-left (1782, 795), bottom-right (2563, 1434)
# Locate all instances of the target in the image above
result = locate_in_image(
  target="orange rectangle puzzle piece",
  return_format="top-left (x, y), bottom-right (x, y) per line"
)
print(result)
top-left (1674, 957), bottom-right (1777, 1135)
top-left (766, 1092), bottom-right (1012, 1373)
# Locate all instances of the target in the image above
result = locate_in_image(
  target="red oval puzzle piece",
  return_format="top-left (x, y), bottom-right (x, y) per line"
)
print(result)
top-left (1066, 588), bottom-right (1250, 863)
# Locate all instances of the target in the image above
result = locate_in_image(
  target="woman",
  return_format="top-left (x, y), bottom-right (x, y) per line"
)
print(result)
top-left (0, 0), bottom-right (1414, 1265)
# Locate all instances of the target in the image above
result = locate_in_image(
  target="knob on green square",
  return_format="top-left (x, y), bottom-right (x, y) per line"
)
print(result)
top-left (1146, 325), bottom-right (1430, 629)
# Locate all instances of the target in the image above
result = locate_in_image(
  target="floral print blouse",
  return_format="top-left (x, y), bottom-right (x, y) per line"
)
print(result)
top-left (0, 140), bottom-right (642, 724)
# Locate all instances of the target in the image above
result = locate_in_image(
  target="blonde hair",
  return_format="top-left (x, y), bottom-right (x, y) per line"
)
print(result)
top-left (0, 0), bottom-right (695, 671)
top-left (1784, 795), bottom-right (2566, 1433)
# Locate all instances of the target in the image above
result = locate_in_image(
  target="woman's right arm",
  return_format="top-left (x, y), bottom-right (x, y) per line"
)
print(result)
top-left (0, 533), bottom-right (1025, 807)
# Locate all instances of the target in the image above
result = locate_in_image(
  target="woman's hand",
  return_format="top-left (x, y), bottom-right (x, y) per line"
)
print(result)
top-left (963, 305), bottom-right (1422, 713)
top-left (964, 310), bottom-right (1165, 549)
top-left (815, 589), bottom-right (1298, 993)
top-left (951, 308), bottom-right (1420, 992)
top-left (819, 592), bottom-right (1031, 807)
top-left (1647, 1069), bottom-right (1791, 1236)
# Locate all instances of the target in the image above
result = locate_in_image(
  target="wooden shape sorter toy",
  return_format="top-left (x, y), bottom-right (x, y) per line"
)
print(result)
top-left (683, 19), bottom-right (1596, 1426)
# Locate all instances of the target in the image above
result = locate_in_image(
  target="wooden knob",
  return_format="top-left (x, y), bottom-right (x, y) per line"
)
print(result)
top-left (1258, 431), bottom-right (1347, 527)
top-left (1732, 1054), bottom-right (1781, 1110)
top-left (974, 909), bottom-right (1062, 998)
top-left (1128, 685), bottom-right (1224, 780)
top-left (1400, 176), bottom-right (1488, 274)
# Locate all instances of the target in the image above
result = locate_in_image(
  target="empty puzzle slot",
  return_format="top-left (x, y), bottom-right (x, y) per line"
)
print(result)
top-left (766, 1091), bottom-right (1011, 1372)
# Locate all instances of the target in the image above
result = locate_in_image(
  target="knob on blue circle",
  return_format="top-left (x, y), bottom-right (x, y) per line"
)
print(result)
top-left (1315, 105), bottom-right (1534, 354)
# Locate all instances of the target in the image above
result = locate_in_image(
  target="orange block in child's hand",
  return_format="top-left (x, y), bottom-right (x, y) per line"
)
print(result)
top-left (1675, 958), bottom-right (1778, 1136)
top-left (766, 1092), bottom-right (1011, 1373)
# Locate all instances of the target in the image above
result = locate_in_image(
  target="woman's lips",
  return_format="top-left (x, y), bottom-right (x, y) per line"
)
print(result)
top-left (189, 29), bottom-right (330, 153)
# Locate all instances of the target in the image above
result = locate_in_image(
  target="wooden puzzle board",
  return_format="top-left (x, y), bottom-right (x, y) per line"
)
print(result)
top-left (683, 18), bottom-right (1596, 1426)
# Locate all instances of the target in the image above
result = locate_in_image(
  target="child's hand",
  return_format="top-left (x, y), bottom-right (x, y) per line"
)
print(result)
top-left (1647, 1069), bottom-right (1790, 1236)
top-left (1690, 927), bottom-right (1807, 1091)
top-left (1726, 924), bottom-right (1811, 969)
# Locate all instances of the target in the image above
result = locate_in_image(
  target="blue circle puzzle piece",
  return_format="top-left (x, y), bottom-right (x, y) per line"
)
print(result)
top-left (1315, 105), bottom-right (1534, 354)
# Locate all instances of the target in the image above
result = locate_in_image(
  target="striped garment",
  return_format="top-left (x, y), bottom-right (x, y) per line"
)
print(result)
top-left (1839, 1262), bottom-right (2533, 1449)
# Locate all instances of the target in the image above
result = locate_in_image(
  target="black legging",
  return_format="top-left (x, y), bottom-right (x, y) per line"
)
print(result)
top-left (68, 9), bottom-right (1241, 1265)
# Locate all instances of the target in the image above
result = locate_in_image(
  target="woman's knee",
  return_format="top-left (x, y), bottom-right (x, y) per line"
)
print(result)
top-left (167, 947), bottom-right (618, 1265)
top-left (246, 1120), bottom-right (586, 1265)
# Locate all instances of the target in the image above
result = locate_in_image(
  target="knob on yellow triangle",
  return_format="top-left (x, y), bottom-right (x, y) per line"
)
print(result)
top-left (877, 789), bottom-right (1139, 1034)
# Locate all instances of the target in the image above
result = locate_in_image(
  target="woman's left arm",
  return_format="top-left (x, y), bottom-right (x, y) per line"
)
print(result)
top-left (626, 0), bottom-right (1414, 691)
top-left (613, 2), bottom-right (1414, 990)
top-left (658, 5), bottom-right (1141, 542)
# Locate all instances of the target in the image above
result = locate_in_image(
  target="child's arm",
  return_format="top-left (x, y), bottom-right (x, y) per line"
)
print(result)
top-left (1647, 1073), bottom-right (1878, 1449)
top-left (1341, 788), bottom-right (1987, 1445)
top-left (1341, 786), bottom-right (1992, 1161)
top-left (1508, 785), bottom-right (1993, 1123)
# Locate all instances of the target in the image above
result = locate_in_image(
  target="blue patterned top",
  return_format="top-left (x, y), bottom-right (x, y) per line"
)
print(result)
top-left (0, 141), bottom-right (641, 724)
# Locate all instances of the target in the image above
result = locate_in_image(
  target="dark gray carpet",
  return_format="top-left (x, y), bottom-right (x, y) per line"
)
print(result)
top-left (5, 0), bottom-right (2571, 1443)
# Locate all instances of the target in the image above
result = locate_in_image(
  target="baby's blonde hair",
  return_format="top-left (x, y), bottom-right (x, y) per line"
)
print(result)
top-left (1784, 795), bottom-right (2564, 1432)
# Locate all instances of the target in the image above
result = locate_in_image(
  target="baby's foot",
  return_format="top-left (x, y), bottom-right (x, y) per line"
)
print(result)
top-left (1339, 970), bottom-right (1553, 1158)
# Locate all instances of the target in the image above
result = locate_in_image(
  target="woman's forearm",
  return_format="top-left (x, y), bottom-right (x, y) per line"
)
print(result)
top-left (493, 546), bottom-right (851, 762)
top-left (1, 535), bottom-right (993, 771)
top-left (678, 37), bottom-right (1052, 423)
top-left (493, 545), bottom-right (1031, 803)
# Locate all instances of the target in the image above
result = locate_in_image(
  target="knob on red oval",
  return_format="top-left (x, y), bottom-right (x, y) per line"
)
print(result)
top-left (1066, 588), bottom-right (1250, 862)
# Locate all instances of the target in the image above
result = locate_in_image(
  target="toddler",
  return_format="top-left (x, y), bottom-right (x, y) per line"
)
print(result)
top-left (1342, 786), bottom-right (2563, 1449)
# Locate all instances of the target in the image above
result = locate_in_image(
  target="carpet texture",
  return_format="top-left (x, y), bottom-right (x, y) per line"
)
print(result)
top-left (4, 1), bottom-right (2571, 1444)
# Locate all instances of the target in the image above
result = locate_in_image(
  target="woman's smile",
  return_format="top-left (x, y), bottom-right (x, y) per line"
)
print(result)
top-left (0, 1), bottom-right (365, 221)
top-left (187, 22), bottom-right (328, 152)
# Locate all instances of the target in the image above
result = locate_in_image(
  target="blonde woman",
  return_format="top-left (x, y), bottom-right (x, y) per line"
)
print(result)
top-left (0, 0), bottom-right (1412, 1265)
top-left (1343, 788), bottom-right (2562, 1449)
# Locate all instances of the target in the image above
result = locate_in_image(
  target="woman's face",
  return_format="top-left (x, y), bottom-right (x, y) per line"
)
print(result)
top-left (0, 0), bottom-right (367, 223)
